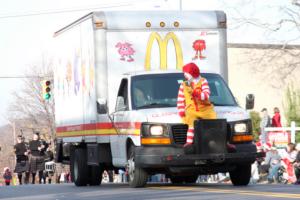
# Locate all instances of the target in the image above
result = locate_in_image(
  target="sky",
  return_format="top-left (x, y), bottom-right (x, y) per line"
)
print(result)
top-left (0, 0), bottom-right (299, 125)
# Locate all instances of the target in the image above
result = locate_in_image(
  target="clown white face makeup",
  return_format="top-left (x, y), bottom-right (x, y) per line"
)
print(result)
top-left (184, 72), bottom-right (193, 82)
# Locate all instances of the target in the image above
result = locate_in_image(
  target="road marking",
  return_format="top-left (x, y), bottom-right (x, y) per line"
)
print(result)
top-left (148, 186), bottom-right (300, 199)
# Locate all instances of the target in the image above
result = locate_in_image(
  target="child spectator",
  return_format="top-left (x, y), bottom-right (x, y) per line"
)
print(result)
top-left (3, 167), bottom-right (12, 186)
top-left (281, 143), bottom-right (297, 183)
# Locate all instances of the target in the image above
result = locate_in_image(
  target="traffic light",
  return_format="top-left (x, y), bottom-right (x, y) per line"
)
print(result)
top-left (42, 80), bottom-right (51, 100)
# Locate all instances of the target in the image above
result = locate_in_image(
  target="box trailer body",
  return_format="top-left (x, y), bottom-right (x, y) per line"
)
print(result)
top-left (54, 11), bottom-right (261, 187)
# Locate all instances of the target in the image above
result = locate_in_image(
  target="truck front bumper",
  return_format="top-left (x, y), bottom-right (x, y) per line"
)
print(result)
top-left (135, 144), bottom-right (264, 168)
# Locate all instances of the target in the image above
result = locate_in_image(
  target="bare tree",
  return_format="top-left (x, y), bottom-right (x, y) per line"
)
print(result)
top-left (7, 55), bottom-right (55, 143)
top-left (0, 125), bottom-right (16, 174)
top-left (224, 1), bottom-right (300, 87)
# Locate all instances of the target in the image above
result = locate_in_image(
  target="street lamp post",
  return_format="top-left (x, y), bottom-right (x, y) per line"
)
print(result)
top-left (8, 121), bottom-right (16, 169)
top-left (12, 122), bottom-right (16, 145)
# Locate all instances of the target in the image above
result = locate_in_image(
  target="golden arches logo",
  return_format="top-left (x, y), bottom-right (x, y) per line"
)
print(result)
top-left (145, 32), bottom-right (183, 70)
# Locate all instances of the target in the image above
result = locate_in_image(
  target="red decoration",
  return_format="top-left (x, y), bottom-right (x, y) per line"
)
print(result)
top-left (192, 39), bottom-right (206, 60)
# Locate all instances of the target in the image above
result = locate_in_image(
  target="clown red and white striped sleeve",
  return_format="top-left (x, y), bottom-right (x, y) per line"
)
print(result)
top-left (200, 78), bottom-right (210, 101)
top-left (177, 83), bottom-right (185, 118)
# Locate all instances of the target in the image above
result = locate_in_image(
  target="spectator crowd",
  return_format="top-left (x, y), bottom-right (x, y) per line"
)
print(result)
top-left (252, 107), bottom-right (300, 185)
top-left (2, 132), bottom-right (56, 186)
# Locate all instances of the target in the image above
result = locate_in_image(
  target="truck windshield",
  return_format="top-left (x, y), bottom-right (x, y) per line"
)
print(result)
top-left (131, 73), bottom-right (237, 110)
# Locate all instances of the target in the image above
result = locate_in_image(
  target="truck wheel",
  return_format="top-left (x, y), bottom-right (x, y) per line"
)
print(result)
top-left (71, 148), bottom-right (88, 186)
top-left (127, 145), bottom-right (148, 188)
top-left (88, 165), bottom-right (103, 186)
top-left (229, 164), bottom-right (251, 186)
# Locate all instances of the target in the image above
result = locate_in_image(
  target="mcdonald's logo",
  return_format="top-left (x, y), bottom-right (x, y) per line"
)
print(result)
top-left (145, 32), bottom-right (183, 70)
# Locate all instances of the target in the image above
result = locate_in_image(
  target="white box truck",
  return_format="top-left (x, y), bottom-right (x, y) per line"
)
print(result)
top-left (53, 11), bottom-right (263, 187)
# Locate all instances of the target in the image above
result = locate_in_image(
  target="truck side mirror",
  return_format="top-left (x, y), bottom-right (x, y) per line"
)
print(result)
top-left (97, 98), bottom-right (108, 114)
top-left (116, 96), bottom-right (126, 111)
top-left (246, 94), bottom-right (255, 110)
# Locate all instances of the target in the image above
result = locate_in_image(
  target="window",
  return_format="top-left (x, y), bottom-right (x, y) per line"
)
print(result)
top-left (131, 73), bottom-right (182, 109)
top-left (115, 79), bottom-right (128, 111)
top-left (131, 73), bottom-right (237, 110)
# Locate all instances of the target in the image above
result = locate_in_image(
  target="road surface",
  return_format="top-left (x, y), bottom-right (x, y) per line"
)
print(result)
top-left (1, 183), bottom-right (300, 200)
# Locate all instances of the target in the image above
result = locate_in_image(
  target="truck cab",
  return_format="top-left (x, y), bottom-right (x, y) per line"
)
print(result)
top-left (98, 70), bottom-right (260, 187)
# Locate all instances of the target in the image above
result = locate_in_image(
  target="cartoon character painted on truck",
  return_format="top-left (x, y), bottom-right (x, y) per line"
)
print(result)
top-left (115, 42), bottom-right (135, 62)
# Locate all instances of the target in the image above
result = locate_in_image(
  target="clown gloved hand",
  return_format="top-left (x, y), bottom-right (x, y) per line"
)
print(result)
top-left (193, 86), bottom-right (210, 101)
top-left (178, 110), bottom-right (186, 124)
top-left (178, 110), bottom-right (185, 118)
top-left (192, 87), bottom-right (202, 100)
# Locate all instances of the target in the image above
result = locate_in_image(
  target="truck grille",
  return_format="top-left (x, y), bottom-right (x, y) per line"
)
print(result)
top-left (171, 124), bottom-right (188, 145)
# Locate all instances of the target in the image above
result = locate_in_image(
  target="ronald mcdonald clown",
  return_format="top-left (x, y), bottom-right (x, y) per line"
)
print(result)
top-left (177, 62), bottom-right (217, 148)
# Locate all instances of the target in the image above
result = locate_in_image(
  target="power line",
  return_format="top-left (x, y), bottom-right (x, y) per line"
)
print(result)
top-left (0, 76), bottom-right (50, 79)
top-left (0, 0), bottom-right (167, 19)
top-left (0, 2), bottom-right (135, 19)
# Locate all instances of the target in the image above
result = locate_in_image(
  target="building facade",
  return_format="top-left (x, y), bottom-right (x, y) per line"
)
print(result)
top-left (228, 43), bottom-right (300, 125)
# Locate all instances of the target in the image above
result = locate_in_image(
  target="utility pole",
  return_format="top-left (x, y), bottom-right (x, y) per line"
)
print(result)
top-left (8, 121), bottom-right (16, 169)
top-left (8, 121), bottom-right (16, 145)
top-left (179, 0), bottom-right (182, 11)
top-left (13, 121), bottom-right (16, 145)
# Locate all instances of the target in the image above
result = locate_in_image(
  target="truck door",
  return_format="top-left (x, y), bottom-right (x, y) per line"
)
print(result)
top-left (111, 78), bottom-right (129, 166)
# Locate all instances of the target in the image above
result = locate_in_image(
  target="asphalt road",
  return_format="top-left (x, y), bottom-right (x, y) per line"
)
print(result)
top-left (1, 183), bottom-right (300, 200)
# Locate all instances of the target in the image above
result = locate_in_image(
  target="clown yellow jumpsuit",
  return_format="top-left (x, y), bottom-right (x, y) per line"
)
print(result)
top-left (177, 78), bottom-right (217, 144)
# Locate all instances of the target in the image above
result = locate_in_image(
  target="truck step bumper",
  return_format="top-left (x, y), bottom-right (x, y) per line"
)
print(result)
top-left (161, 151), bottom-right (265, 166)
top-left (135, 146), bottom-right (264, 168)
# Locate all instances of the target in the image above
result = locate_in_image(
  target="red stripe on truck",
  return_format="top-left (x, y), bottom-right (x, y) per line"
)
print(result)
top-left (56, 122), bottom-right (142, 133)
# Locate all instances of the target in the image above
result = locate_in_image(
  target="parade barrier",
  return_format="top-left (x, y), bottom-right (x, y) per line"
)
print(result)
top-left (45, 161), bottom-right (56, 172)
top-left (264, 122), bottom-right (300, 147)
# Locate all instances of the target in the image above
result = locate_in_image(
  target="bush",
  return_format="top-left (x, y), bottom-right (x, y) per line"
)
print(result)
top-left (250, 111), bottom-right (261, 141)
top-left (283, 85), bottom-right (300, 143)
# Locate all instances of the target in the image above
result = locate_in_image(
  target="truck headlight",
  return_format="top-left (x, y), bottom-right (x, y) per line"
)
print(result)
top-left (141, 123), bottom-right (171, 145)
top-left (150, 125), bottom-right (164, 136)
top-left (231, 120), bottom-right (253, 143)
top-left (234, 123), bottom-right (247, 133)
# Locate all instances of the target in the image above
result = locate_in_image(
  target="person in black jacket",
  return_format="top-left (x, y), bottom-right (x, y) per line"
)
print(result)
top-left (14, 135), bottom-right (30, 184)
top-left (294, 144), bottom-right (300, 184)
top-left (28, 132), bottom-right (46, 184)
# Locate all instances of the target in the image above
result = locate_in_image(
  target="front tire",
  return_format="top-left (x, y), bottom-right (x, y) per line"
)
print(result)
top-left (230, 164), bottom-right (251, 186)
top-left (71, 148), bottom-right (88, 186)
top-left (127, 145), bottom-right (148, 188)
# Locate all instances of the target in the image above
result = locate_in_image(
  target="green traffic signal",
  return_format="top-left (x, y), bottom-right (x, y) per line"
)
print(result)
top-left (42, 80), bottom-right (51, 100)
top-left (44, 93), bottom-right (51, 100)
